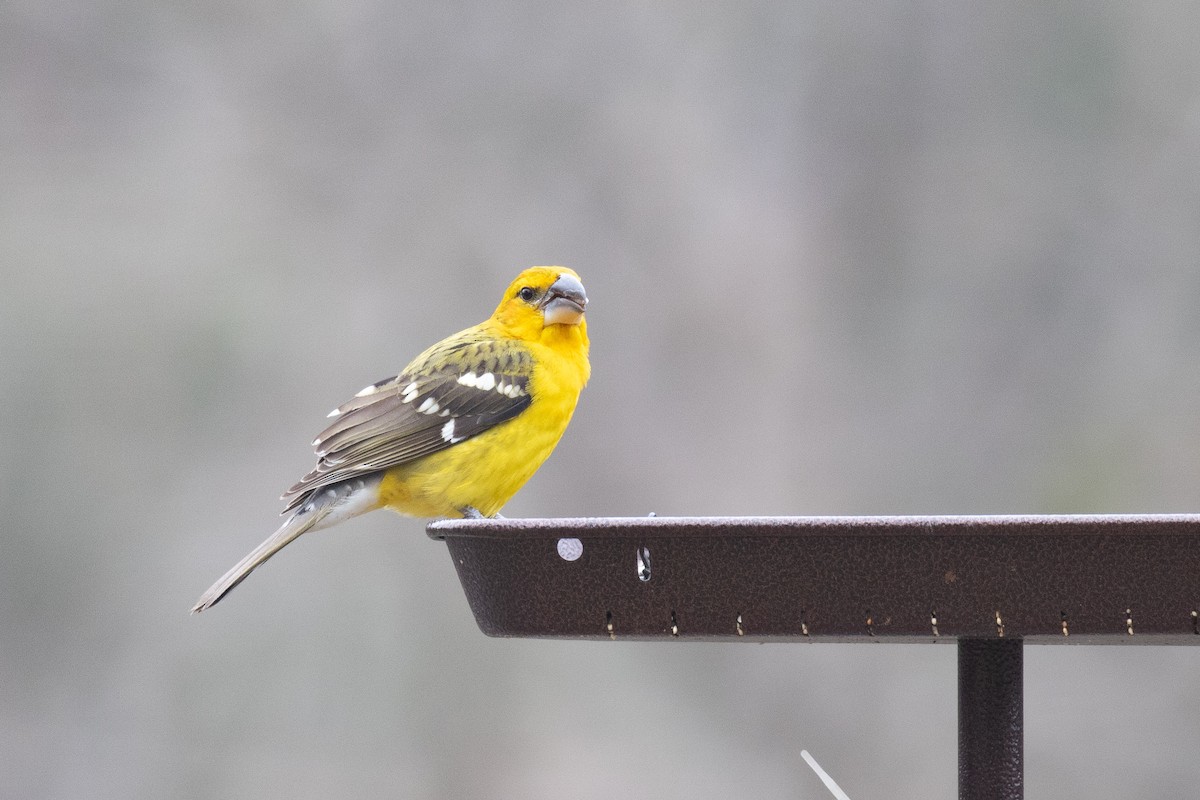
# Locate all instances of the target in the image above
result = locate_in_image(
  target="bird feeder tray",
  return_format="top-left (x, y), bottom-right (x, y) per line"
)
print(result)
top-left (427, 514), bottom-right (1200, 643)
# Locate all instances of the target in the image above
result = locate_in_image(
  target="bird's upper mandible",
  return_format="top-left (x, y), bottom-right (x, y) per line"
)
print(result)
top-left (540, 272), bottom-right (588, 326)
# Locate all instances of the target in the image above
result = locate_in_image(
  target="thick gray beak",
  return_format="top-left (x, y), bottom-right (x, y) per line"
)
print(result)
top-left (541, 273), bottom-right (588, 325)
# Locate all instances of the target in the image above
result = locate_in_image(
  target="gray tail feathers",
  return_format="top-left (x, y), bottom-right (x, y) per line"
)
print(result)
top-left (190, 510), bottom-right (324, 613)
top-left (190, 476), bottom-right (381, 613)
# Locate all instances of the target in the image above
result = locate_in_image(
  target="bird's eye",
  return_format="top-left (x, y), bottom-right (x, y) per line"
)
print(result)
top-left (517, 286), bottom-right (537, 302)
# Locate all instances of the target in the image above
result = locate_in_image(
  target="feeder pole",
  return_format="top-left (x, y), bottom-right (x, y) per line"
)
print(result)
top-left (958, 638), bottom-right (1023, 800)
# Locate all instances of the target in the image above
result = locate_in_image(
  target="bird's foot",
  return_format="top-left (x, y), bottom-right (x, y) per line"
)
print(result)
top-left (458, 507), bottom-right (504, 519)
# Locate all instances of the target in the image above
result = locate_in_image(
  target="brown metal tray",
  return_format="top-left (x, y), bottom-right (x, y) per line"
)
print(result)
top-left (427, 514), bottom-right (1200, 643)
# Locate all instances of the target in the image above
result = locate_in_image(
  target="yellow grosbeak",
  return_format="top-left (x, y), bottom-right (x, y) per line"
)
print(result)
top-left (192, 267), bottom-right (589, 612)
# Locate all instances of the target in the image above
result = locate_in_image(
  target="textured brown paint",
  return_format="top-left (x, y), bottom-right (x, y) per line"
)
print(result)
top-left (959, 638), bottom-right (1023, 800)
top-left (427, 515), bottom-right (1200, 642)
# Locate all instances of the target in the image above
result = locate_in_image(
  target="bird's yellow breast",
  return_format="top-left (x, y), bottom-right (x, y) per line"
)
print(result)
top-left (377, 321), bottom-right (588, 518)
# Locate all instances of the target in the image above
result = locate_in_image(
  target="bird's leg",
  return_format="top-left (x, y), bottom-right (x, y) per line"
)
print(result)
top-left (458, 507), bottom-right (505, 520)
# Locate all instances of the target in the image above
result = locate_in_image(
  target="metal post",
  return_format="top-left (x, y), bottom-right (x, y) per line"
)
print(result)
top-left (958, 638), bottom-right (1023, 800)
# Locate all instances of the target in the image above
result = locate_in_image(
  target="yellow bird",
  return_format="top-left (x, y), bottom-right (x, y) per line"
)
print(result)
top-left (192, 267), bottom-right (589, 612)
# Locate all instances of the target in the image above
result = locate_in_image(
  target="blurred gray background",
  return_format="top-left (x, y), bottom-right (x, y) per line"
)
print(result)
top-left (4, 2), bottom-right (1200, 798)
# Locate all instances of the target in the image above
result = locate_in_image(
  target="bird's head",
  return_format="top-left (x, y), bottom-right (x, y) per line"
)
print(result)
top-left (492, 267), bottom-right (589, 342)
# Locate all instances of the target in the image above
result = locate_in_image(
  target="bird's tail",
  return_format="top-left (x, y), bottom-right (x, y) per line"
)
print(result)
top-left (191, 477), bottom-right (381, 613)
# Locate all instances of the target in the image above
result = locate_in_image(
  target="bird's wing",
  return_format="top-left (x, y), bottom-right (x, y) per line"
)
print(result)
top-left (281, 335), bottom-right (534, 512)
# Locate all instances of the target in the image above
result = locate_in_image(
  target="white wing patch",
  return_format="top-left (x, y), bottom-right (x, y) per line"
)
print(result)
top-left (457, 371), bottom-right (526, 398)
top-left (401, 382), bottom-right (420, 404)
top-left (441, 419), bottom-right (466, 444)
top-left (417, 397), bottom-right (440, 415)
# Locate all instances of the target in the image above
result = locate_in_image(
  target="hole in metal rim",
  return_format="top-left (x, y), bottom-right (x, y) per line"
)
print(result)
top-left (636, 546), bottom-right (652, 582)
